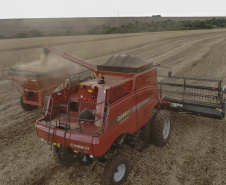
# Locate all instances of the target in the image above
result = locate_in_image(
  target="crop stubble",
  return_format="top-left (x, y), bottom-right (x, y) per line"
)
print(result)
top-left (0, 29), bottom-right (226, 185)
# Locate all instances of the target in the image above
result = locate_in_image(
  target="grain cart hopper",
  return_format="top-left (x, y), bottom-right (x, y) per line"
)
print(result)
top-left (6, 46), bottom-right (89, 111)
top-left (35, 46), bottom-right (226, 185)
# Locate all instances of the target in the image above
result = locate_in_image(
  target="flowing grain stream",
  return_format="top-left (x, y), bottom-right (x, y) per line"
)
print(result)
top-left (0, 30), bottom-right (226, 185)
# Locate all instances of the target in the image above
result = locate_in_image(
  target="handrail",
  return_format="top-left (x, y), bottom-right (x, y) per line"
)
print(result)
top-left (46, 96), bottom-right (54, 145)
top-left (44, 98), bottom-right (109, 135)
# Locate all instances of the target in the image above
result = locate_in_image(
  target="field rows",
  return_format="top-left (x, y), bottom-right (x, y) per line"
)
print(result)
top-left (0, 29), bottom-right (226, 185)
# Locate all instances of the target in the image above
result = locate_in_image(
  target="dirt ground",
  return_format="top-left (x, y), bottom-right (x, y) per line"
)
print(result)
top-left (1, 30), bottom-right (226, 185)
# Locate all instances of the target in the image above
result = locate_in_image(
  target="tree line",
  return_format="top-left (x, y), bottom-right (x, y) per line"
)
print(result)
top-left (88, 18), bottom-right (226, 34)
top-left (0, 18), bottom-right (226, 39)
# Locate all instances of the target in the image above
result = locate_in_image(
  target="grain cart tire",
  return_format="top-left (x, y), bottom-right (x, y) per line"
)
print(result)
top-left (20, 95), bottom-right (38, 111)
top-left (140, 108), bottom-right (158, 143)
top-left (102, 155), bottom-right (130, 185)
top-left (151, 110), bottom-right (171, 146)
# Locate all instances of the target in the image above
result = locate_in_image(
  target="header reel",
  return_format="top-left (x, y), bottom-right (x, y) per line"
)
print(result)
top-left (156, 63), bottom-right (226, 119)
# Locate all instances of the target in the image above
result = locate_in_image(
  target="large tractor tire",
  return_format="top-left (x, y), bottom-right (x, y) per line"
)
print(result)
top-left (54, 146), bottom-right (75, 166)
top-left (20, 95), bottom-right (38, 111)
top-left (57, 153), bottom-right (75, 166)
top-left (140, 108), bottom-right (158, 143)
top-left (102, 155), bottom-right (130, 185)
top-left (150, 110), bottom-right (171, 146)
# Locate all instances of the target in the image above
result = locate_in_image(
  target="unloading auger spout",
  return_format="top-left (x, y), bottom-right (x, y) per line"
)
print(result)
top-left (40, 45), bottom-right (97, 71)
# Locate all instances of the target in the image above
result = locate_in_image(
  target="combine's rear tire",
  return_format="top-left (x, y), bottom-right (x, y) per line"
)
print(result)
top-left (55, 147), bottom-right (75, 166)
top-left (151, 110), bottom-right (171, 146)
top-left (57, 153), bottom-right (75, 166)
top-left (20, 96), bottom-right (38, 111)
top-left (140, 108), bottom-right (158, 143)
top-left (102, 155), bottom-right (129, 185)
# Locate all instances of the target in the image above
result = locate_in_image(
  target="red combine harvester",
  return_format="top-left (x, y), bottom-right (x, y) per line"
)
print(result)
top-left (35, 46), bottom-right (226, 184)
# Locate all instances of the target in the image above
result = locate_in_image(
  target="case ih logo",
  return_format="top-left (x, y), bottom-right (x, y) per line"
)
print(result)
top-left (117, 109), bottom-right (131, 122)
top-left (70, 143), bottom-right (90, 150)
top-left (109, 95), bottom-right (155, 129)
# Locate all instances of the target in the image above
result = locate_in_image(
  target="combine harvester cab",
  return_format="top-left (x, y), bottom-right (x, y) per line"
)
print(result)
top-left (35, 47), bottom-right (161, 184)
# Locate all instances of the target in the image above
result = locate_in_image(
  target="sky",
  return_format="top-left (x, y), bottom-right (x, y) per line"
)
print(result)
top-left (0, 0), bottom-right (225, 19)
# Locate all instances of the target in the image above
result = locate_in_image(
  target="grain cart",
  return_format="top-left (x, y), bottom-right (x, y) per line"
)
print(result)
top-left (35, 46), bottom-right (226, 185)
top-left (5, 48), bottom-right (86, 111)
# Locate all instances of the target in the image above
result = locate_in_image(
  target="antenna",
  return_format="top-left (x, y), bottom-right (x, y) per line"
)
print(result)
top-left (117, 11), bottom-right (119, 27)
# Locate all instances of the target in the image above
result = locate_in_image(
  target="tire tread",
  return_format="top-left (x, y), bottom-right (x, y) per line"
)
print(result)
top-left (140, 108), bottom-right (158, 143)
top-left (151, 110), bottom-right (171, 146)
top-left (20, 96), bottom-right (38, 111)
top-left (102, 155), bottom-right (129, 185)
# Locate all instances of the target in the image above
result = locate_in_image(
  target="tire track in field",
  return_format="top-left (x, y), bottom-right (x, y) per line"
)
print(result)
top-left (1, 30), bottom-right (226, 185)
top-left (1, 30), bottom-right (223, 53)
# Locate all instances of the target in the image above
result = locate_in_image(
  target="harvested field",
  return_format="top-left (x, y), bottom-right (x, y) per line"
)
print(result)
top-left (0, 29), bottom-right (226, 185)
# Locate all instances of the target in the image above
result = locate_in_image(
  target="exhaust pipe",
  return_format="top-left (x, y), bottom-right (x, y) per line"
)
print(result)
top-left (40, 47), bottom-right (50, 66)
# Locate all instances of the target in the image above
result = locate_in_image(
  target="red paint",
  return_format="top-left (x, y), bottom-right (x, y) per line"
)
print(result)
top-left (35, 50), bottom-right (159, 157)
top-left (8, 67), bottom-right (74, 107)
top-left (35, 46), bottom-right (159, 156)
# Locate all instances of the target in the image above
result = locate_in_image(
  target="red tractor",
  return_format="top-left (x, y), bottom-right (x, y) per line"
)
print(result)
top-left (35, 46), bottom-right (226, 184)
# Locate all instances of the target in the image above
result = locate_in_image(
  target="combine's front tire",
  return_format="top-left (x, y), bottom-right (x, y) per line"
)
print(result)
top-left (102, 155), bottom-right (129, 185)
top-left (20, 96), bottom-right (38, 111)
top-left (151, 110), bottom-right (171, 146)
top-left (140, 108), bottom-right (158, 143)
